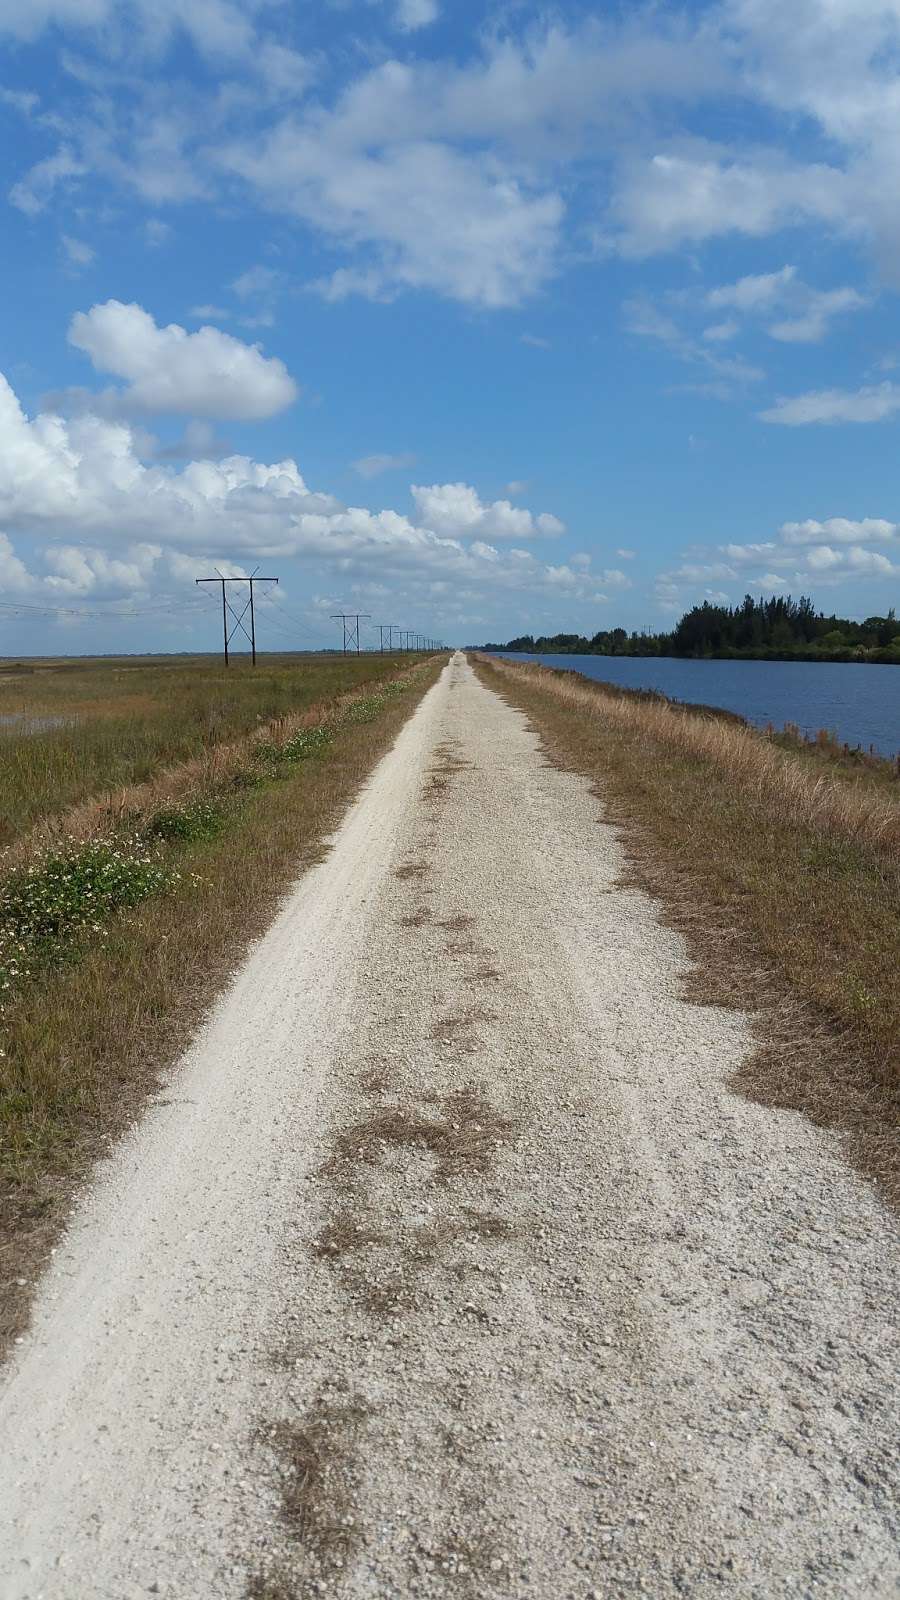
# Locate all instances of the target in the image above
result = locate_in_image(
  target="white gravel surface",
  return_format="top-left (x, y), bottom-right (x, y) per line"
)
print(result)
top-left (1, 652), bottom-right (898, 1600)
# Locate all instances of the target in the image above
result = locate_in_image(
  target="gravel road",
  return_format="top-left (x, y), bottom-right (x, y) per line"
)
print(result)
top-left (1, 652), bottom-right (898, 1600)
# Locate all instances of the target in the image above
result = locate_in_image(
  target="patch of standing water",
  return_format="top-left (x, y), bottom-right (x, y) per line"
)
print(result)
top-left (0, 713), bottom-right (75, 735)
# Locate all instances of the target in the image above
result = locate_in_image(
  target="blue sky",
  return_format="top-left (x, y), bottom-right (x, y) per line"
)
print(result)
top-left (1, 0), bottom-right (900, 654)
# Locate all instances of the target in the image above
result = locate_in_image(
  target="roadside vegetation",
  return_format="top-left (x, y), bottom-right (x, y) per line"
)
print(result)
top-left (473, 654), bottom-right (900, 1202)
top-left (0, 652), bottom-right (443, 1352)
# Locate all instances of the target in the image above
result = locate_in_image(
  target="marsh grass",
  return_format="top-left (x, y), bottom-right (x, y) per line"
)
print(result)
top-left (0, 653), bottom-right (418, 846)
top-left (473, 654), bottom-right (900, 1200)
top-left (0, 670), bottom-right (420, 1012)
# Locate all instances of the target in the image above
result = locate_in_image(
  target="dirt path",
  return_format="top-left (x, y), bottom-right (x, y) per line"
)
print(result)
top-left (1, 653), bottom-right (898, 1599)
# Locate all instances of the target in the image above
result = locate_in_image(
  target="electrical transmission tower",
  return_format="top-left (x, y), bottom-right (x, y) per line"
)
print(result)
top-left (331, 612), bottom-right (371, 654)
top-left (195, 569), bottom-right (278, 666)
top-left (378, 623), bottom-right (398, 654)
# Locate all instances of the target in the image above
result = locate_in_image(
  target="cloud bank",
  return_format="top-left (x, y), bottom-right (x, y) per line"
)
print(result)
top-left (0, 370), bottom-right (586, 612)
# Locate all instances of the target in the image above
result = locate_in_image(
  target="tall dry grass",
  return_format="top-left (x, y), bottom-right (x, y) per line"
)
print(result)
top-left (486, 658), bottom-right (900, 856)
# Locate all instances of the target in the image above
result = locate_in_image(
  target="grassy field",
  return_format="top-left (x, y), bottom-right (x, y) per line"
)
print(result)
top-left (1, 651), bottom-right (444, 1352)
top-left (0, 653), bottom-right (422, 846)
top-left (473, 654), bottom-right (900, 1204)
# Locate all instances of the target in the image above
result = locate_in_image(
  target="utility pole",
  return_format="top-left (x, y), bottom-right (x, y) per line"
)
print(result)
top-left (195, 569), bottom-right (278, 666)
top-left (331, 612), bottom-right (371, 654)
top-left (378, 623), bottom-right (398, 654)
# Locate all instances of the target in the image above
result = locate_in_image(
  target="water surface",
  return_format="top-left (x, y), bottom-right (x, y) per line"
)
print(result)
top-left (489, 654), bottom-right (900, 758)
top-left (0, 713), bottom-right (73, 735)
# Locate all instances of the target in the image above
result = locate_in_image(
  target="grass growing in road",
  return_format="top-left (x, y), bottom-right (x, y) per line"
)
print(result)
top-left (0, 655), bottom-right (444, 1353)
top-left (473, 654), bottom-right (900, 1202)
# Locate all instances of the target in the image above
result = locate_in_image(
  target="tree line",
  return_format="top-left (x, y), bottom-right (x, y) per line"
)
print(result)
top-left (482, 595), bottom-right (900, 664)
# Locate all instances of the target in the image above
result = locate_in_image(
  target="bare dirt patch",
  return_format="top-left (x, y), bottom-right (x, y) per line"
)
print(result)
top-left (399, 906), bottom-right (433, 928)
top-left (253, 1393), bottom-right (371, 1586)
top-left (325, 1088), bottom-right (514, 1184)
top-left (430, 1008), bottom-right (499, 1041)
top-left (394, 861), bottom-right (430, 881)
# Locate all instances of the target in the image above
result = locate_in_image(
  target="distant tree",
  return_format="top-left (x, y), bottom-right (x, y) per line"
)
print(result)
top-left (481, 593), bottom-right (899, 662)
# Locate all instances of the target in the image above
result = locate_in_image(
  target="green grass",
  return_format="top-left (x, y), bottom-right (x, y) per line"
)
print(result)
top-left (0, 653), bottom-right (424, 845)
top-left (146, 798), bottom-right (228, 842)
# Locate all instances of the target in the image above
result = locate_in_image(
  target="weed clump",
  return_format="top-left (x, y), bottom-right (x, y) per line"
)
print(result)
top-left (0, 836), bottom-right (176, 1002)
top-left (146, 799), bottom-right (226, 843)
top-left (253, 724), bottom-right (334, 773)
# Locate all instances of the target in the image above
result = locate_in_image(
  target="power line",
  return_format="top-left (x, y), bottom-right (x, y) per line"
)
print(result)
top-left (0, 598), bottom-right (209, 621)
top-left (257, 590), bottom-right (337, 648)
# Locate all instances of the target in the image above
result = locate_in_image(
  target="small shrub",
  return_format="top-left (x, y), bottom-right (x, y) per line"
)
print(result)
top-left (253, 724), bottom-right (334, 770)
top-left (342, 683), bottom-right (406, 724)
top-left (279, 725), bottom-right (334, 762)
top-left (146, 799), bottom-right (226, 843)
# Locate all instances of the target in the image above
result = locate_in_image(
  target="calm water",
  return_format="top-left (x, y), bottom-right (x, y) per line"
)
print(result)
top-left (490, 654), bottom-right (900, 758)
top-left (0, 713), bottom-right (72, 735)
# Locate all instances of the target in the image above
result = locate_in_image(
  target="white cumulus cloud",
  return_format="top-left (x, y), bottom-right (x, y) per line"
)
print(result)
top-left (804, 545), bottom-right (899, 576)
top-left (610, 155), bottom-right (848, 258)
top-left (779, 517), bottom-right (898, 545)
top-left (67, 301), bottom-right (298, 420)
top-left (410, 482), bottom-right (564, 540)
top-left (221, 135), bottom-right (563, 310)
top-left (659, 506), bottom-right (900, 604)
